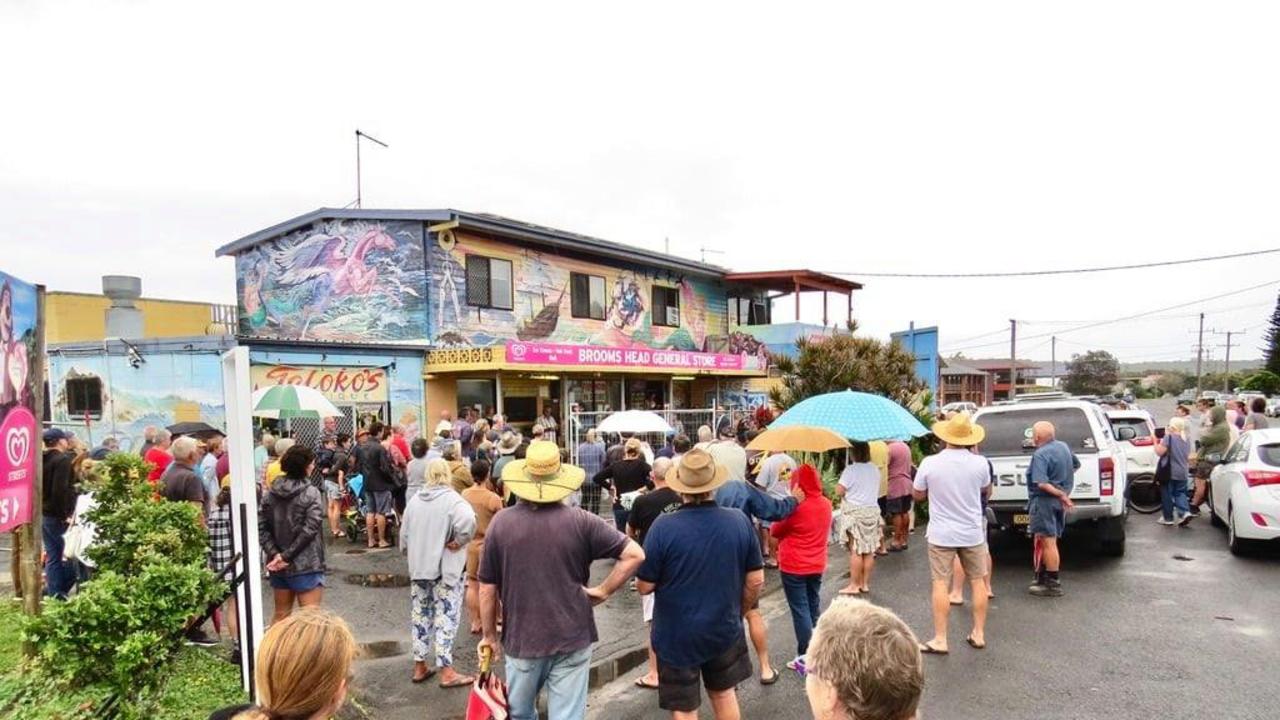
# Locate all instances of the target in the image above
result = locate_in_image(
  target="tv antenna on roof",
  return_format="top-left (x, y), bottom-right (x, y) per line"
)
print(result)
top-left (354, 129), bottom-right (389, 208)
top-left (699, 246), bottom-right (724, 264)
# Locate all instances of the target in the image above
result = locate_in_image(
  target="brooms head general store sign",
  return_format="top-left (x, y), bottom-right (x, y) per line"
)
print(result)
top-left (250, 365), bottom-right (389, 403)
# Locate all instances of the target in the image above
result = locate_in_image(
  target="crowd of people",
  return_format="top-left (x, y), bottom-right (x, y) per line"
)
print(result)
top-left (36, 395), bottom-right (1251, 720)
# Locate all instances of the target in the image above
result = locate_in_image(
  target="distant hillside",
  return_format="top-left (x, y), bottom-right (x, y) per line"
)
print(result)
top-left (1121, 359), bottom-right (1264, 375)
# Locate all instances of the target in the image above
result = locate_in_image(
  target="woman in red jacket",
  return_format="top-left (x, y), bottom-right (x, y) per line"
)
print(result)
top-left (770, 463), bottom-right (833, 674)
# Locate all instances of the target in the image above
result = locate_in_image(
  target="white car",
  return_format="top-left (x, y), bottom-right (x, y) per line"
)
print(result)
top-left (1267, 397), bottom-right (1280, 418)
top-left (941, 401), bottom-right (979, 416)
top-left (974, 398), bottom-right (1129, 556)
top-left (1206, 428), bottom-right (1280, 555)
top-left (1107, 409), bottom-right (1160, 513)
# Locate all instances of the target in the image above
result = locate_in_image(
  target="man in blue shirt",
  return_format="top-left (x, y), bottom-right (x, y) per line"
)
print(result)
top-left (1027, 421), bottom-right (1080, 598)
top-left (638, 448), bottom-right (765, 719)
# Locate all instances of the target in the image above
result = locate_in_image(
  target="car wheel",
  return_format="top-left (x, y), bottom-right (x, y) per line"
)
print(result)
top-left (1126, 475), bottom-right (1161, 514)
top-left (1228, 504), bottom-right (1250, 556)
top-left (1096, 516), bottom-right (1126, 557)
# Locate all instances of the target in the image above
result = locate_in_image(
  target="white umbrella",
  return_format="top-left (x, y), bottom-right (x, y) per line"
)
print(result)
top-left (595, 410), bottom-right (674, 434)
top-left (251, 384), bottom-right (344, 420)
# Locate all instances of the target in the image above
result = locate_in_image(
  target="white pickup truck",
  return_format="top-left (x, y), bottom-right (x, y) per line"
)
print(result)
top-left (973, 398), bottom-right (1129, 556)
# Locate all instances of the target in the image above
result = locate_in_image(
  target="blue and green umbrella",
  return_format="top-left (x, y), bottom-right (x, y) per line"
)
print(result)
top-left (769, 390), bottom-right (928, 442)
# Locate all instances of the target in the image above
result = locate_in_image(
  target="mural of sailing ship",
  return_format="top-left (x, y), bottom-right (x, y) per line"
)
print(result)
top-left (516, 285), bottom-right (568, 341)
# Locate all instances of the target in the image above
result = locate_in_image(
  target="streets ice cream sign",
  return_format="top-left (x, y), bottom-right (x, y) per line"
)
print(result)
top-left (251, 365), bottom-right (389, 403)
top-left (507, 341), bottom-right (758, 371)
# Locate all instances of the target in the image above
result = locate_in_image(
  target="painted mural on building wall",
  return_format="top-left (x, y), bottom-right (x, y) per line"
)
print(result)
top-left (236, 219), bottom-right (427, 343)
top-left (428, 232), bottom-right (740, 354)
top-left (49, 352), bottom-right (225, 453)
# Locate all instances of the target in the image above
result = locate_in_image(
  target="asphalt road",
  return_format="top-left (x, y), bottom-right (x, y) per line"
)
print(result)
top-left (589, 512), bottom-right (1279, 720)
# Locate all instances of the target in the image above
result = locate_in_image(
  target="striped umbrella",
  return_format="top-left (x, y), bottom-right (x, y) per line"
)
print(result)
top-left (250, 384), bottom-right (344, 420)
top-left (770, 390), bottom-right (928, 442)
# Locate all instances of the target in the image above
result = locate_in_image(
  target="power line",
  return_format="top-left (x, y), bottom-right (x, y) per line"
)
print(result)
top-left (833, 247), bottom-right (1280, 279)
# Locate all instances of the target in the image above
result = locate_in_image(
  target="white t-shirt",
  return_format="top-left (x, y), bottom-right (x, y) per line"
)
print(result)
top-left (912, 448), bottom-right (991, 548)
top-left (707, 440), bottom-right (748, 482)
top-left (838, 463), bottom-right (881, 507)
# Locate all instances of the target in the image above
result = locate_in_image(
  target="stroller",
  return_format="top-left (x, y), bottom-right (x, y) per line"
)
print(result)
top-left (341, 473), bottom-right (400, 546)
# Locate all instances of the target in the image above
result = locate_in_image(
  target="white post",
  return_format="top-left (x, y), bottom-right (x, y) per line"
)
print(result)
top-left (221, 346), bottom-right (264, 697)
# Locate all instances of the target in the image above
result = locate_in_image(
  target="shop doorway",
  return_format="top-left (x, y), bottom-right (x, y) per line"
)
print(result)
top-left (458, 379), bottom-right (497, 417)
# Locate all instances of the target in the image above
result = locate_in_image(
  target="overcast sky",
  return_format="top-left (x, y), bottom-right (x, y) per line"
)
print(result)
top-left (2, 1), bottom-right (1275, 365)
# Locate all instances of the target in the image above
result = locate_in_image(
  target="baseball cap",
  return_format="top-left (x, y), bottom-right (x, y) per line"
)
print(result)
top-left (43, 428), bottom-right (71, 443)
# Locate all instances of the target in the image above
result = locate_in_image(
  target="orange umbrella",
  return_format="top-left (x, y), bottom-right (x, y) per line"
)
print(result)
top-left (746, 426), bottom-right (851, 453)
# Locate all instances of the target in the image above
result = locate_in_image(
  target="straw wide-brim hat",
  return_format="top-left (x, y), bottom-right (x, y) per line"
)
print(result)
top-left (932, 412), bottom-right (986, 447)
top-left (501, 440), bottom-right (585, 503)
top-left (665, 447), bottom-right (730, 495)
top-left (497, 433), bottom-right (521, 455)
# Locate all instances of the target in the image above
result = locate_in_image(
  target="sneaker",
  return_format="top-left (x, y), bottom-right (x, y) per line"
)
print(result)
top-left (786, 656), bottom-right (807, 676)
top-left (184, 628), bottom-right (220, 647)
top-left (1029, 583), bottom-right (1063, 597)
top-left (1187, 507), bottom-right (1202, 517)
top-left (1157, 517), bottom-right (1175, 526)
top-left (1178, 512), bottom-right (1194, 527)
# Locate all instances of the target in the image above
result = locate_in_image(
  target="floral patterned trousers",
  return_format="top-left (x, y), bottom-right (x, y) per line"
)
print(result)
top-left (411, 578), bottom-right (464, 666)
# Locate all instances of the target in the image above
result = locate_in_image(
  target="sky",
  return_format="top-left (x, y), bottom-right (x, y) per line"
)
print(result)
top-left (2, 0), bottom-right (1276, 367)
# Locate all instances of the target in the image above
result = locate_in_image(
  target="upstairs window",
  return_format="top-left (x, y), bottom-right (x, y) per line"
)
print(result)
top-left (465, 255), bottom-right (514, 310)
top-left (729, 295), bottom-right (770, 326)
top-left (66, 377), bottom-right (103, 418)
top-left (570, 273), bottom-right (607, 320)
top-left (652, 286), bottom-right (680, 327)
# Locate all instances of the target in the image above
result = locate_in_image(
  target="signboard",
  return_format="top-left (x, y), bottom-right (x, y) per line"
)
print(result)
top-left (250, 364), bottom-right (389, 404)
top-left (506, 341), bottom-right (755, 371)
top-left (0, 272), bottom-right (39, 533)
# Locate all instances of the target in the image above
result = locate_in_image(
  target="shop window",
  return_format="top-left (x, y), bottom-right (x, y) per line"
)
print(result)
top-left (465, 255), bottom-right (514, 310)
top-left (66, 377), bottom-right (103, 418)
top-left (652, 285), bottom-right (680, 327)
top-left (570, 273), bottom-right (607, 320)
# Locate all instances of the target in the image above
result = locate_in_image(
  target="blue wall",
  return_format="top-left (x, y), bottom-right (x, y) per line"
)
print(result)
top-left (891, 325), bottom-right (939, 407)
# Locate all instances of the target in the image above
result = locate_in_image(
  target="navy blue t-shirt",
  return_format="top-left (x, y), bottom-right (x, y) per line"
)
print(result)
top-left (1028, 440), bottom-right (1079, 498)
top-left (637, 502), bottom-right (763, 667)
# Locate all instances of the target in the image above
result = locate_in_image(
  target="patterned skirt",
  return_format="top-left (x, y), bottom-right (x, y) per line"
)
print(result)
top-left (836, 505), bottom-right (884, 555)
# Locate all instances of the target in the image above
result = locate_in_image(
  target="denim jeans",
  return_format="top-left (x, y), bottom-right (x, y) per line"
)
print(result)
top-left (41, 516), bottom-right (72, 599)
top-left (1161, 477), bottom-right (1190, 521)
top-left (505, 646), bottom-right (592, 720)
top-left (780, 571), bottom-right (823, 656)
top-left (612, 505), bottom-right (630, 533)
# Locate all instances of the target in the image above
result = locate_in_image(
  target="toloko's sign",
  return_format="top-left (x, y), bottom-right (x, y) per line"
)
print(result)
top-left (505, 341), bottom-right (757, 371)
top-left (250, 364), bottom-right (388, 403)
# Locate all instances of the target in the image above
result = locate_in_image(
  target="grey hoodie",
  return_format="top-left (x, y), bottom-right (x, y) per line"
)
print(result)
top-left (400, 484), bottom-right (476, 586)
top-left (260, 476), bottom-right (325, 577)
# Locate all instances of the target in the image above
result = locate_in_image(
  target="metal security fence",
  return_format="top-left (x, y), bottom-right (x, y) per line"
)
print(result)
top-left (567, 408), bottom-right (724, 518)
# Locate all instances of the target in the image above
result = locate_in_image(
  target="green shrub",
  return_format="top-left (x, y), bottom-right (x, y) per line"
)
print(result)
top-left (20, 452), bottom-right (223, 715)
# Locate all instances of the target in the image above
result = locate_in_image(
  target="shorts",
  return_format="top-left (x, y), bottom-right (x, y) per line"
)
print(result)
top-left (642, 593), bottom-right (655, 623)
top-left (657, 635), bottom-right (752, 712)
top-left (466, 539), bottom-right (484, 581)
top-left (364, 490), bottom-right (393, 516)
top-left (1194, 460), bottom-right (1216, 481)
top-left (884, 495), bottom-right (913, 516)
top-left (269, 571), bottom-right (325, 592)
top-left (1028, 497), bottom-right (1067, 537)
top-left (324, 480), bottom-right (342, 500)
top-left (927, 543), bottom-right (988, 584)
top-left (877, 496), bottom-right (888, 516)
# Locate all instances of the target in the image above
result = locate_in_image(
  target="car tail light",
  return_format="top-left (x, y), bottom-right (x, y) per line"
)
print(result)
top-left (1243, 470), bottom-right (1280, 488)
top-left (1100, 457), bottom-right (1115, 495)
top-left (1251, 512), bottom-right (1269, 527)
top-left (1130, 436), bottom-right (1154, 447)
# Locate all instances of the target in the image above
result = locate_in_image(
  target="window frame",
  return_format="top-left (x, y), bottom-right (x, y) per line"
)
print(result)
top-left (65, 377), bottom-right (103, 419)
top-left (569, 272), bottom-right (607, 321)
top-left (465, 255), bottom-right (514, 311)
top-left (651, 285), bottom-right (681, 328)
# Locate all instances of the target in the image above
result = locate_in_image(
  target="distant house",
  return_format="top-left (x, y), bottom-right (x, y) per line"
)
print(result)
top-left (940, 359), bottom-right (991, 406)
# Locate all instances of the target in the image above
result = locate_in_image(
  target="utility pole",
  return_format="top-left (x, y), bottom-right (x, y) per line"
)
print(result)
top-left (1194, 313), bottom-right (1205, 395)
top-left (1050, 335), bottom-right (1057, 388)
top-left (1213, 329), bottom-right (1245, 393)
top-left (1009, 319), bottom-right (1017, 401)
top-left (354, 129), bottom-right (389, 208)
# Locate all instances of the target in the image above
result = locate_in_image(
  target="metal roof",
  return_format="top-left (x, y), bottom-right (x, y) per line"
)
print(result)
top-left (722, 269), bottom-right (863, 293)
top-left (215, 208), bottom-right (728, 278)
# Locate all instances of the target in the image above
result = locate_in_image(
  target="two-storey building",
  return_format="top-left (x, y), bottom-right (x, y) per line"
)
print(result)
top-left (215, 208), bottom-right (860, 443)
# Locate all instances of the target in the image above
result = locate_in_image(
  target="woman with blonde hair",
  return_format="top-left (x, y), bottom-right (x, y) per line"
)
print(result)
top-left (1155, 416), bottom-right (1193, 526)
top-left (209, 608), bottom-right (357, 720)
top-left (400, 458), bottom-right (477, 687)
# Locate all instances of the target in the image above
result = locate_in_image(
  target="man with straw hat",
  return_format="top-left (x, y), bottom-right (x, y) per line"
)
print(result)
top-left (637, 448), bottom-right (765, 719)
top-left (479, 440), bottom-right (645, 720)
top-left (912, 412), bottom-right (992, 655)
